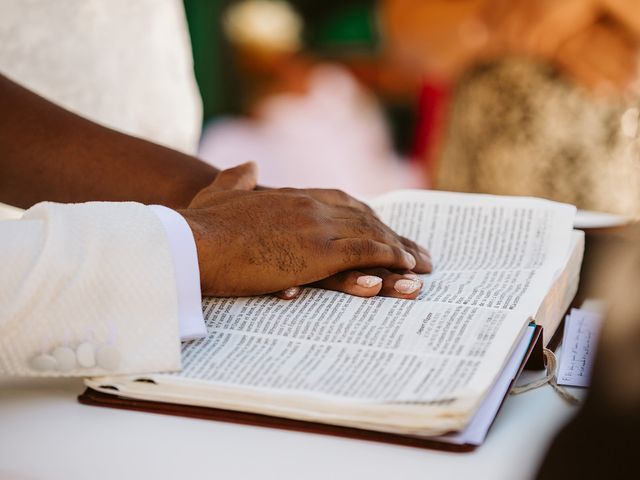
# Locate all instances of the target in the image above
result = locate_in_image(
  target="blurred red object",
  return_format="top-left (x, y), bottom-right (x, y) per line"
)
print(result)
top-left (412, 81), bottom-right (452, 188)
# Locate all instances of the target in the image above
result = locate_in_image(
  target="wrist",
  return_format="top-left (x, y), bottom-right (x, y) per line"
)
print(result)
top-left (164, 165), bottom-right (219, 209)
top-left (177, 208), bottom-right (219, 295)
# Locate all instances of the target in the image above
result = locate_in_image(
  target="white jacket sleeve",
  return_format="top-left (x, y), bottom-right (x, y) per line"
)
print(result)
top-left (0, 201), bottom-right (183, 377)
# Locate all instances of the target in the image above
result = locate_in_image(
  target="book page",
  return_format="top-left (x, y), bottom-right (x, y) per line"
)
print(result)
top-left (168, 191), bottom-right (573, 402)
top-left (371, 190), bottom-right (574, 315)
top-left (431, 325), bottom-right (536, 445)
top-left (177, 293), bottom-right (510, 403)
top-left (88, 190), bottom-right (575, 432)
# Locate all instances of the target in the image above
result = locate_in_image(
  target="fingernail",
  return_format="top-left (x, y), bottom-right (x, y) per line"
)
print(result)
top-left (282, 287), bottom-right (301, 299)
top-left (403, 273), bottom-right (422, 282)
top-left (403, 251), bottom-right (417, 269)
top-left (394, 279), bottom-right (421, 294)
top-left (356, 275), bottom-right (383, 288)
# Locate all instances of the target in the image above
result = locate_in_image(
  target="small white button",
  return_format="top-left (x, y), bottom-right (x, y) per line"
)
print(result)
top-left (30, 353), bottom-right (58, 372)
top-left (52, 346), bottom-right (76, 372)
top-left (76, 342), bottom-right (96, 368)
top-left (96, 345), bottom-right (121, 371)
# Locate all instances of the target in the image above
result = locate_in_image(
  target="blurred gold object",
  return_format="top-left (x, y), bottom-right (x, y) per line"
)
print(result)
top-left (620, 107), bottom-right (640, 139)
top-left (223, 0), bottom-right (303, 54)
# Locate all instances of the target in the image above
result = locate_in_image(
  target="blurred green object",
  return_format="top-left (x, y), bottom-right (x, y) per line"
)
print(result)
top-left (183, 0), bottom-right (379, 124)
top-left (293, 0), bottom-right (379, 54)
top-left (183, 0), bottom-right (239, 124)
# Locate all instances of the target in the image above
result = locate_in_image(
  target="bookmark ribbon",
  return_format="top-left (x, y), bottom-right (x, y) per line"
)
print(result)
top-left (510, 348), bottom-right (581, 406)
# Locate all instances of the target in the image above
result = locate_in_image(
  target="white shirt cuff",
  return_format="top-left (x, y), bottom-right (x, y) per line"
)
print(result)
top-left (148, 205), bottom-right (207, 341)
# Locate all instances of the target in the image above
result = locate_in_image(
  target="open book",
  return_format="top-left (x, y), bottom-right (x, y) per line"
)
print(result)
top-left (82, 190), bottom-right (583, 450)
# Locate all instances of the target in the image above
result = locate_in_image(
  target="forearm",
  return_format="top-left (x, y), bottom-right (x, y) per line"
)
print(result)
top-left (0, 73), bottom-right (219, 209)
top-left (601, 0), bottom-right (640, 37)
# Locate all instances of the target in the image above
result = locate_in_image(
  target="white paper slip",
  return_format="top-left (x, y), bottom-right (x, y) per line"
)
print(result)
top-left (0, 202), bottom-right (23, 220)
top-left (574, 209), bottom-right (628, 229)
top-left (557, 309), bottom-right (603, 388)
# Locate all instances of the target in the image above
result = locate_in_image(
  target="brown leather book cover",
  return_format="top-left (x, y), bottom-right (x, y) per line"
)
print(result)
top-left (78, 326), bottom-right (543, 453)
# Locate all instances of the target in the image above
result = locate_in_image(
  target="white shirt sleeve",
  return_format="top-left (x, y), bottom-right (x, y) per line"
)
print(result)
top-left (148, 205), bottom-right (207, 341)
top-left (0, 201), bottom-right (184, 377)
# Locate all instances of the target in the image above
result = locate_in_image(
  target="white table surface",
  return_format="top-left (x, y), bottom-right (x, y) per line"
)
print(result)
top-left (0, 375), bottom-right (582, 480)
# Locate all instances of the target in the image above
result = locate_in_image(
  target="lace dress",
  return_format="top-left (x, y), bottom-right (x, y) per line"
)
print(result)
top-left (437, 58), bottom-right (640, 216)
top-left (0, 0), bottom-right (202, 155)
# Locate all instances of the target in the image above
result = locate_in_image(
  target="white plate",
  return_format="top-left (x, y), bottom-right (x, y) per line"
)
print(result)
top-left (0, 202), bottom-right (24, 220)
top-left (574, 209), bottom-right (630, 229)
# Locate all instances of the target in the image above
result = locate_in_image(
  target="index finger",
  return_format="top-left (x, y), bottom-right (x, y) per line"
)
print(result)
top-left (303, 188), bottom-right (375, 214)
top-left (602, 0), bottom-right (640, 38)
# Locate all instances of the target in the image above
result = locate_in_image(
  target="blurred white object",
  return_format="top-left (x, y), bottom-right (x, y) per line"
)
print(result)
top-left (0, 0), bottom-right (201, 155)
top-left (0, 202), bottom-right (23, 220)
top-left (224, 0), bottom-right (303, 53)
top-left (198, 65), bottom-right (422, 196)
top-left (557, 308), bottom-right (604, 388)
top-left (574, 209), bottom-right (629, 229)
top-left (580, 299), bottom-right (607, 315)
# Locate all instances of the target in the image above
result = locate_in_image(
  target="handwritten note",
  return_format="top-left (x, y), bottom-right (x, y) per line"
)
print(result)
top-left (557, 308), bottom-right (603, 388)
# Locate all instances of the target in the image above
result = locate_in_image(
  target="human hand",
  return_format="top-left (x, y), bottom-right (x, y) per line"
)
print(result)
top-left (273, 186), bottom-right (431, 301)
top-left (554, 20), bottom-right (638, 95)
top-left (180, 163), bottom-right (431, 297)
top-left (489, 0), bottom-right (599, 59)
top-left (382, 0), bottom-right (640, 95)
top-left (601, 0), bottom-right (640, 38)
top-left (490, 0), bottom-right (639, 94)
top-left (381, 0), bottom-right (492, 82)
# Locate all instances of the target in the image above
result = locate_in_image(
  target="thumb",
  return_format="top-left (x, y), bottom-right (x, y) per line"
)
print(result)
top-left (189, 161), bottom-right (258, 208)
top-left (211, 161), bottom-right (258, 192)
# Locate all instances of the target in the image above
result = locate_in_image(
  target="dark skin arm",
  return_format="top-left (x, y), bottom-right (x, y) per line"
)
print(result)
top-left (0, 73), bottom-right (432, 298)
top-left (0, 73), bottom-right (218, 209)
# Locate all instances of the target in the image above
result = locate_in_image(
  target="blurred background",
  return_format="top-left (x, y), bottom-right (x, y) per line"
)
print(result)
top-left (186, 0), bottom-right (640, 213)
top-left (188, 0), bottom-right (424, 197)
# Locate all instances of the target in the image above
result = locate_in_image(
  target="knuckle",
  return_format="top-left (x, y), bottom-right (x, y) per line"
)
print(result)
top-left (351, 215), bottom-right (371, 234)
top-left (359, 239), bottom-right (380, 258)
top-left (339, 239), bottom-right (367, 261)
top-left (403, 237), bottom-right (419, 251)
top-left (345, 239), bottom-right (364, 258)
top-left (284, 189), bottom-right (317, 213)
top-left (387, 245), bottom-right (404, 261)
top-left (291, 193), bottom-right (317, 210)
top-left (330, 189), bottom-right (350, 203)
top-left (343, 213), bottom-right (374, 236)
top-left (361, 203), bottom-right (376, 216)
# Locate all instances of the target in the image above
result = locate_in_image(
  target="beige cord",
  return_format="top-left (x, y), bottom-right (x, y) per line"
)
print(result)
top-left (510, 348), bottom-right (582, 406)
